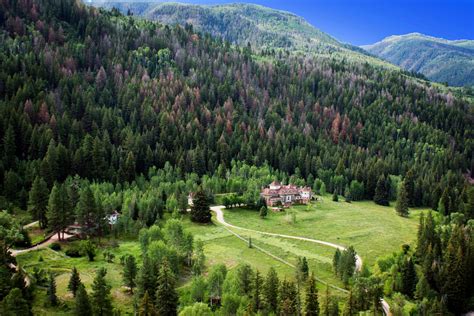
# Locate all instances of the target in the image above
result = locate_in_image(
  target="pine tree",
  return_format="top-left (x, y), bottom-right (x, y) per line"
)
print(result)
top-left (47, 272), bottom-right (58, 306)
top-left (400, 257), bottom-right (417, 298)
top-left (68, 267), bottom-right (82, 297)
top-left (76, 186), bottom-right (97, 235)
top-left (139, 291), bottom-right (156, 316)
top-left (296, 257), bottom-right (309, 283)
top-left (47, 183), bottom-right (63, 240)
top-left (3, 124), bottom-right (16, 170)
top-left (332, 191), bottom-right (338, 202)
top-left (374, 175), bottom-right (389, 206)
top-left (28, 176), bottom-right (49, 228)
top-left (395, 181), bottom-right (409, 217)
top-left (305, 273), bottom-right (320, 316)
top-left (74, 284), bottom-right (92, 316)
top-left (342, 290), bottom-right (354, 316)
top-left (323, 285), bottom-right (330, 316)
top-left (122, 255), bottom-right (137, 293)
top-left (122, 151), bottom-right (136, 182)
top-left (438, 188), bottom-right (451, 216)
top-left (1, 288), bottom-right (30, 316)
top-left (91, 268), bottom-right (113, 316)
top-left (237, 264), bottom-right (254, 295)
top-left (279, 279), bottom-right (299, 315)
top-left (136, 255), bottom-right (157, 301)
top-left (92, 137), bottom-right (107, 180)
top-left (263, 267), bottom-right (279, 314)
top-left (47, 183), bottom-right (73, 240)
top-left (190, 188), bottom-right (211, 223)
top-left (404, 169), bottom-right (416, 207)
top-left (333, 249), bottom-right (341, 276)
top-left (442, 236), bottom-right (466, 313)
top-left (155, 260), bottom-right (178, 316)
top-left (253, 270), bottom-right (262, 311)
top-left (259, 206), bottom-right (267, 219)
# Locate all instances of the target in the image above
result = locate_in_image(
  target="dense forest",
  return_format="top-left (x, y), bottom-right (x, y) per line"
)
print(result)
top-left (0, 0), bottom-right (473, 314)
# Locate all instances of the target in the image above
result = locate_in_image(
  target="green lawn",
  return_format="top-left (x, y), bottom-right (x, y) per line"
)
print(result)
top-left (222, 196), bottom-right (424, 266)
top-left (16, 239), bottom-right (141, 315)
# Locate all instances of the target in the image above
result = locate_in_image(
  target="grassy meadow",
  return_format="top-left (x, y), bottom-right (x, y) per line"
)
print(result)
top-left (15, 195), bottom-right (423, 314)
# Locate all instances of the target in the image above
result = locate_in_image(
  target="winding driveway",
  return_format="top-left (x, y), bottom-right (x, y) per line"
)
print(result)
top-left (9, 232), bottom-right (74, 257)
top-left (210, 205), bottom-right (391, 315)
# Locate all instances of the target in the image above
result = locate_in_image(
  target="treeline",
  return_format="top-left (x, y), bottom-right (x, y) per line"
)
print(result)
top-left (0, 0), bottom-right (472, 217)
top-left (371, 208), bottom-right (474, 314)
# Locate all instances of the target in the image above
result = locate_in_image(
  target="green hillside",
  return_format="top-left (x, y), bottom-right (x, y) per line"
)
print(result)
top-left (96, 1), bottom-right (388, 63)
top-left (362, 33), bottom-right (474, 86)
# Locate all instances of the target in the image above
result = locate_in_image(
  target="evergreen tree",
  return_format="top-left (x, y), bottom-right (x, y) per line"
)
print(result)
top-left (438, 188), bottom-right (451, 216)
top-left (3, 125), bottom-right (16, 170)
top-left (190, 188), bottom-right (211, 223)
top-left (259, 206), bottom-right (267, 219)
top-left (395, 181), bottom-right (409, 217)
top-left (400, 257), bottom-right (417, 298)
top-left (76, 186), bottom-right (97, 235)
top-left (122, 255), bottom-right (137, 293)
top-left (28, 176), bottom-right (49, 228)
top-left (296, 257), bottom-right (309, 282)
top-left (68, 266), bottom-right (82, 297)
top-left (91, 268), bottom-right (113, 316)
top-left (442, 235), bottom-right (466, 313)
top-left (237, 264), bottom-right (254, 295)
top-left (323, 286), bottom-right (330, 316)
top-left (404, 169), bottom-right (416, 207)
top-left (332, 191), bottom-right (338, 202)
top-left (374, 175), bottom-right (389, 206)
top-left (263, 267), bottom-right (279, 314)
top-left (74, 284), bottom-right (92, 316)
top-left (47, 183), bottom-right (73, 240)
top-left (136, 255), bottom-right (157, 301)
top-left (1, 288), bottom-right (30, 316)
top-left (155, 260), bottom-right (178, 316)
top-left (279, 279), bottom-right (299, 315)
top-left (253, 270), bottom-right (262, 311)
top-left (139, 291), bottom-right (156, 316)
top-left (47, 183), bottom-right (63, 240)
top-left (47, 272), bottom-right (58, 306)
top-left (333, 249), bottom-right (341, 275)
top-left (342, 290), bottom-right (354, 316)
top-left (305, 273), bottom-right (320, 316)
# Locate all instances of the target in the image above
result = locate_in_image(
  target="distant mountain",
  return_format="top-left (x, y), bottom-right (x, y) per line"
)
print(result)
top-left (362, 33), bottom-right (474, 87)
top-left (94, 2), bottom-right (367, 55)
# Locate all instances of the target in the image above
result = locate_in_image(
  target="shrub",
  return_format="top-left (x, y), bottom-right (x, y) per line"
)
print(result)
top-left (50, 242), bottom-right (61, 251)
top-left (65, 248), bottom-right (83, 258)
top-left (80, 240), bottom-right (96, 261)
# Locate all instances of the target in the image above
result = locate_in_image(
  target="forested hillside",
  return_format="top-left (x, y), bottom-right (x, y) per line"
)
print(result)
top-left (363, 33), bottom-right (474, 87)
top-left (1, 0), bottom-right (474, 314)
top-left (96, 2), bottom-right (346, 53)
top-left (0, 0), bottom-right (472, 212)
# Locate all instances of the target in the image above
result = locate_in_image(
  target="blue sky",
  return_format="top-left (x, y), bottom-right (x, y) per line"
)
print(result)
top-left (140, 0), bottom-right (474, 45)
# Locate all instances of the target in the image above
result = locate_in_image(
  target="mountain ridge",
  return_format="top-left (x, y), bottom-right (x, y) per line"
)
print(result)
top-left (362, 32), bottom-right (474, 86)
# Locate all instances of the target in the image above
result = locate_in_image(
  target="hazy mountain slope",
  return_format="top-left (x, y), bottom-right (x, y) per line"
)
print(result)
top-left (362, 33), bottom-right (474, 86)
top-left (94, 2), bottom-right (372, 56)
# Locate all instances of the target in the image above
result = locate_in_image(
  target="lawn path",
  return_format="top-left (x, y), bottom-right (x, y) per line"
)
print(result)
top-left (211, 205), bottom-right (391, 315)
